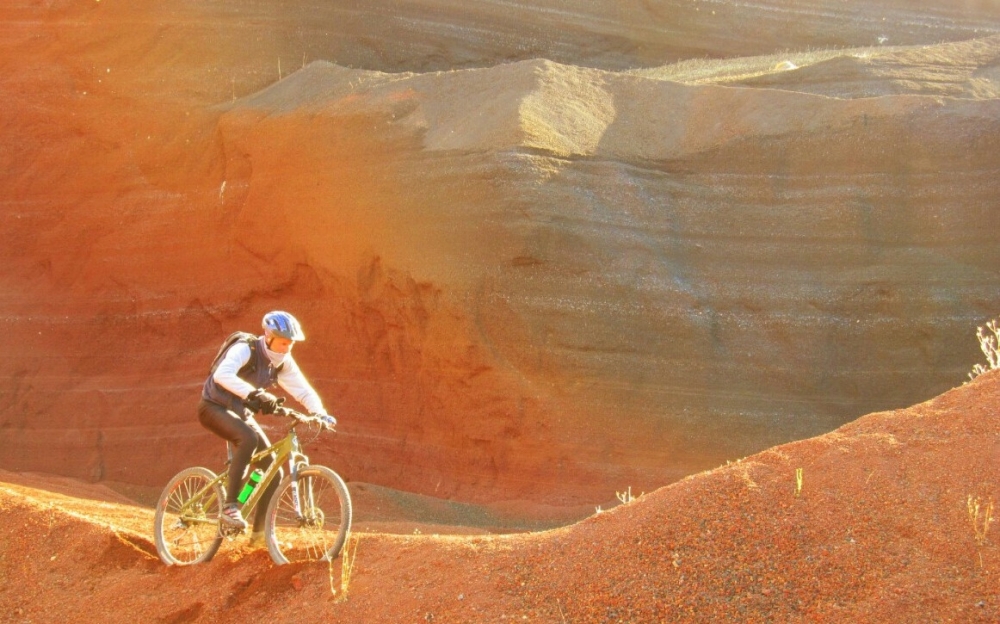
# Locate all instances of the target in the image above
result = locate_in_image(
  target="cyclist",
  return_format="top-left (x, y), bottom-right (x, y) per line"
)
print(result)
top-left (198, 310), bottom-right (335, 540)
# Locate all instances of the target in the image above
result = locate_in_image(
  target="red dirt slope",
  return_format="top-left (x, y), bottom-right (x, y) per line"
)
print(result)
top-left (2, 371), bottom-right (999, 623)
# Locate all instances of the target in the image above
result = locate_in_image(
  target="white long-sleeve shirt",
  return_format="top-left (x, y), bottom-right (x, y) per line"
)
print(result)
top-left (212, 339), bottom-right (326, 415)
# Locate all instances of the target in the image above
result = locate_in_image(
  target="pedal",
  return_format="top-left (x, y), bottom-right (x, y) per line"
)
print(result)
top-left (219, 524), bottom-right (246, 539)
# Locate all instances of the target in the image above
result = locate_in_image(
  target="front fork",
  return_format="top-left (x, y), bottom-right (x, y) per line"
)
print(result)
top-left (287, 449), bottom-right (310, 519)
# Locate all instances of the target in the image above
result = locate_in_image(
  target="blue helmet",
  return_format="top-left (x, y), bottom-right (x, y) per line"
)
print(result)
top-left (262, 310), bottom-right (306, 341)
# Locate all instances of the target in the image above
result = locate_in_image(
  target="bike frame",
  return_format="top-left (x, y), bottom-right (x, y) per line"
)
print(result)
top-left (240, 425), bottom-right (311, 514)
top-left (175, 423), bottom-right (311, 527)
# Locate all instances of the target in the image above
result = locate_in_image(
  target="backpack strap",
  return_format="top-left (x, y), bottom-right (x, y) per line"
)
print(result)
top-left (239, 337), bottom-right (258, 376)
top-left (239, 336), bottom-right (283, 377)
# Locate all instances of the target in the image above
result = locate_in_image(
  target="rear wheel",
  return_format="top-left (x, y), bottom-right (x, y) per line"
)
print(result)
top-left (153, 467), bottom-right (225, 565)
top-left (264, 465), bottom-right (352, 565)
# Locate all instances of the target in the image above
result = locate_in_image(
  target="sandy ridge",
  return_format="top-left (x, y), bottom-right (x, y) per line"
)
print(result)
top-left (223, 39), bottom-right (1000, 167)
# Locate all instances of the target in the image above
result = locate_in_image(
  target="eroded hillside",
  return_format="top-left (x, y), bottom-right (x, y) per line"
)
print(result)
top-left (1, 0), bottom-right (999, 509)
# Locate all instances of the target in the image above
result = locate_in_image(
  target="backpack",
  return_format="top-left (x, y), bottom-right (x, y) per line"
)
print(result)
top-left (209, 331), bottom-right (260, 376)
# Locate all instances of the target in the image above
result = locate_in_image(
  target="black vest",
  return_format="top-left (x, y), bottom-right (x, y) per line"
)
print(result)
top-left (201, 337), bottom-right (279, 415)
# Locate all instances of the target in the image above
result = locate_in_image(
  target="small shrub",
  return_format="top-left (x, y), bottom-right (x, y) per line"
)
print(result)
top-left (616, 486), bottom-right (642, 505)
top-left (968, 319), bottom-right (1000, 382)
top-left (332, 534), bottom-right (360, 602)
top-left (967, 495), bottom-right (994, 546)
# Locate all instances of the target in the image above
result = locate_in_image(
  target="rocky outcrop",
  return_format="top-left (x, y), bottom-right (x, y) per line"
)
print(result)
top-left (1, 2), bottom-right (998, 507)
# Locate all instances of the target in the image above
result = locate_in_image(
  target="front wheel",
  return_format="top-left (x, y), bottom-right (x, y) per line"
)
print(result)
top-left (264, 465), bottom-right (352, 565)
top-left (153, 467), bottom-right (225, 565)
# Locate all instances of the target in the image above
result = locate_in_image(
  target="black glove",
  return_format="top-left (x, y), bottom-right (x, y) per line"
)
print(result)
top-left (246, 388), bottom-right (280, 414)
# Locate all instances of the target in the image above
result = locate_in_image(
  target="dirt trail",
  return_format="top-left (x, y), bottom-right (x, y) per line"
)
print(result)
top-left (3, 371), bottom-right (999, 623)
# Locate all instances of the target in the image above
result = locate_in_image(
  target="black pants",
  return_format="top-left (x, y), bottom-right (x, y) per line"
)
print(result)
top-left (197, 399), bottom-right (281, 532)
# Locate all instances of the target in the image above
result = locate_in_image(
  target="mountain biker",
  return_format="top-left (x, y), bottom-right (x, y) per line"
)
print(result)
top-left (198, 310), bottom-right (335, 540)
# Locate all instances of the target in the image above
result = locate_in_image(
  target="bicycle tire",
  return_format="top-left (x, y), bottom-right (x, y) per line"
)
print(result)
top-left (153, 466), bottom-right (225, 565)
top-left (264, 465), bottom-right (352, 565)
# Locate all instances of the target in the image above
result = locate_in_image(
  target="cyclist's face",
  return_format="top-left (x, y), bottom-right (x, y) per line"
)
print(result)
top-left (268, 337), bottom-right (294, 354)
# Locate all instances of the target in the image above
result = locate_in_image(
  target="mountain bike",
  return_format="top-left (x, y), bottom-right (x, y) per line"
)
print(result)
top-left (153, 406), bottom-right (351, 566)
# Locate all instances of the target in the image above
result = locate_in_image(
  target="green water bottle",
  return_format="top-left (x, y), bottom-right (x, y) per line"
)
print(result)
top-left (237, 469), bottom-right (264, 504)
